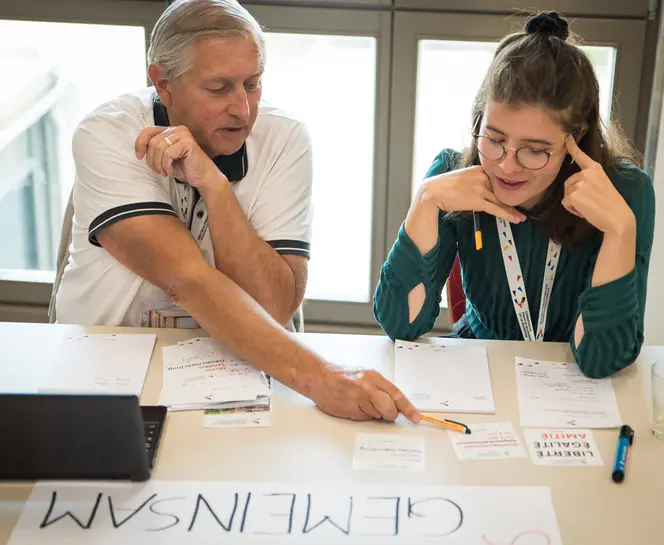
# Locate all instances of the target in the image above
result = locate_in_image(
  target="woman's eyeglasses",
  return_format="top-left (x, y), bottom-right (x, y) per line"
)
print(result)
top-left (472, 133), bottom-right (554, 171)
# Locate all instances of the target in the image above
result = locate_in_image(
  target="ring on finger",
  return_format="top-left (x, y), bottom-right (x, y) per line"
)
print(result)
top-left (164, 136), bottom-right (174, 147)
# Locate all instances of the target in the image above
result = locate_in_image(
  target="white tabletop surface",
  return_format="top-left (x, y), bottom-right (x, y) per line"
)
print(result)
top-left (0, 322), bottom-right (663, 545)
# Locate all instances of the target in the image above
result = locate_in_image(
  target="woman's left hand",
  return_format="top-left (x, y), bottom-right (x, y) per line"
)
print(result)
top-left (562, 136), bottom-right (635, 235)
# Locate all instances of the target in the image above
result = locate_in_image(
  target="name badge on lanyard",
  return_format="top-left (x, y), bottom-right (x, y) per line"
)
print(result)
top-left (496, 217), bottom-right (561, 342)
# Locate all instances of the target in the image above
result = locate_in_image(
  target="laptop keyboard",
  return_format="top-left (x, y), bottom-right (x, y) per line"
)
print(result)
top-left (140, 406), bottom-right (167, 471)
top-left (143, 422), bottom-right (159, 464)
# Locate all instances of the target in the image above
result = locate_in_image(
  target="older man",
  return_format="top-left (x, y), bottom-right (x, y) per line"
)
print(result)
top-left (55, 0), bottom-right (418, 423)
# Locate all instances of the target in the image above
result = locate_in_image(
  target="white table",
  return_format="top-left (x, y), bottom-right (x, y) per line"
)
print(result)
top-left (0, 322), bottom-right (663, 545)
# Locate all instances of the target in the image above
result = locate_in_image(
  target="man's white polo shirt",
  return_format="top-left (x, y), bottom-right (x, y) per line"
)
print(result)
top-left (56, 87), bottom-right (312, 326)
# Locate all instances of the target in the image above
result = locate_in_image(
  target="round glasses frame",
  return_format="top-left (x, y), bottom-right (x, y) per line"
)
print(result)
top-left (471, 133), bottom-right (554, 171)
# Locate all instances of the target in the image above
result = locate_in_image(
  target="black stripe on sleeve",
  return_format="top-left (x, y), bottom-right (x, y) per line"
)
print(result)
top-left (88, 202), bottom-right (178, 247)
top-left (267, 239), bottom-right (311, 259)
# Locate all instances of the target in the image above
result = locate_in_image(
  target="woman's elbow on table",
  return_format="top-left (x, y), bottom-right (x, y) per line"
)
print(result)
top-left (572, 330), bottom-right (643, 379)
top-left (374, 306), bottom-right (414, 342)
top-left (373, 298), bottom-right (425, 343)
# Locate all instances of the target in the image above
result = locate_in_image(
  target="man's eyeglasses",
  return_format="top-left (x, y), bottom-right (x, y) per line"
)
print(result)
top-left (472, 133), bottom-right (554, 171)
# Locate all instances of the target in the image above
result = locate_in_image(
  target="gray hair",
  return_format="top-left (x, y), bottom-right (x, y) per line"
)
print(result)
top-left (147, 0), bottom-right (265, 81)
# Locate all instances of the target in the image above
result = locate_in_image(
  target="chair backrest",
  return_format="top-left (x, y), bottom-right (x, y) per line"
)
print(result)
top-left (48, 187), bottom-right (75, 323)
top-left (446, 254), bottom-right (466, 326)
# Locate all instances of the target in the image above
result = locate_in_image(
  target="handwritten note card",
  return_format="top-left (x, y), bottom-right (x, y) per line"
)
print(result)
top-left (394, 341), bottom-right (495, 413)
top-left (353, 433), bottom-right (425, 472)
top-left (40, 334), bottom-right (156, 397)
top-left (516, 357), bottom-right (622, 429)
top-left (8, 481), bottom-right (562, 545)
top-left (449, 422), bottom-right (527, 461)
top-left (524, 429), bottom-right (604, 466)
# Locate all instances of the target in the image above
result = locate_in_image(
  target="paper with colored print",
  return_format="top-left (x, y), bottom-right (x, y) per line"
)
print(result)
top-left (159, 337), bottom-right (270, 410)
top-left (394, 341), bottom-right (495, 413)
top-left (203, 398), bottom-right (273, 428)
top-left (524, 428), bottom-right (604, 466)
top-left (516, 357), bottom-right (621, 429)
top-left (449, 422), bottom-right (527, 460)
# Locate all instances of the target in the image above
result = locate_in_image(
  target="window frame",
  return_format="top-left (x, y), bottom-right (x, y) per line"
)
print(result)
top-left (244, 0), bottom-right (390, 6)
top-left (393, 0), bottom-right (653, 18)
top-left (244, 3), bottom-right (393, 326)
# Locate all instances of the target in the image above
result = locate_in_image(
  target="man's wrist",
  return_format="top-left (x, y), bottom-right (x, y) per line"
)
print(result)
top-left (296, 358), bottom-right (339, 401)
top-left (197, 168), bottom-right (231, 201)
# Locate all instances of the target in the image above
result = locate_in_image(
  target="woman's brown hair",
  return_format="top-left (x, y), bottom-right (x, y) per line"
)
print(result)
top-left (456, 11), bottom-right (640, 248)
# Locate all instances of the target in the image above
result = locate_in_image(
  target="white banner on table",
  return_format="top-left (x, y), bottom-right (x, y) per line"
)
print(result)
top-left (9, 481), bottom-right (562, 545)
top-left (40, 334), bottom-right (156, 397)
top-left (515, 357), bottom-right (622, 429)
top-left (394, 341), bottom-right (495, 413)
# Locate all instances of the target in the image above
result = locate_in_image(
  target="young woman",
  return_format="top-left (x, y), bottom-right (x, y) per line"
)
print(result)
top-left (374, 12), bottom-right (655, 379)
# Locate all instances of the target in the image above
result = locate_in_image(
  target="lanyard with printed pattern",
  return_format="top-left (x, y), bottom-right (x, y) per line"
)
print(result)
top-left (174, 183), bottom-right (208, 242)
top-left (496, 217), bottom-right (561, 342)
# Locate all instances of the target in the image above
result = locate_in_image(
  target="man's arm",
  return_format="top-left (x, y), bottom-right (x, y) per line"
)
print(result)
top-left (138, 122), bottom-right (311, 326)
top-left (96, 213), bottom-right (418, 423)
top-left (200, 180), bottom-right (306, 325)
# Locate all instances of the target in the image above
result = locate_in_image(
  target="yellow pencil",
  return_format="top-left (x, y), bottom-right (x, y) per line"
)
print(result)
top-left (473, 212), bottom-right (483, 250)
top-left (420, 414), bottom-right (471, 434)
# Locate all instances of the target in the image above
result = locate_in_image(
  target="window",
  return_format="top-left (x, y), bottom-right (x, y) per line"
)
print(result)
top-left (412, 40), bottom-right (617, 195)
top-left (262, 33), bottom-right (377, 302)
top-left (0, 20), bottom-right (147, 274)
top-left (0, 2), bottom-right (650, 329)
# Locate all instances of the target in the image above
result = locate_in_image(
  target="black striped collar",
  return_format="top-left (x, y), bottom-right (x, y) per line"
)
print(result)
top-left (153, 96), bottom-right (248, 183)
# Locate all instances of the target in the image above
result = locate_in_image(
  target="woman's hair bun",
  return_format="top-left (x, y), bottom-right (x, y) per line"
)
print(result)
top-left (525, 11), bottom-right (569, 41)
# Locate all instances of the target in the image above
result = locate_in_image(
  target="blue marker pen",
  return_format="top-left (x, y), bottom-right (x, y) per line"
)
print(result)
top-left (611, 425), bottom-right (634, 483)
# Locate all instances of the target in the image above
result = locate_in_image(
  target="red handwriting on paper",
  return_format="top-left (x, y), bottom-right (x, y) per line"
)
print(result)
top-left (482, 530), bottom-right (552, 545)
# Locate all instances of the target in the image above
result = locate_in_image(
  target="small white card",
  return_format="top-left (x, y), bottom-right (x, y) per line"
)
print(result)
top-left (353, 433), bottom-right (425, 472)
top-left (449, 422), bottom-right (527, 460)
top-left (523, 429), bottom-right (604, 466)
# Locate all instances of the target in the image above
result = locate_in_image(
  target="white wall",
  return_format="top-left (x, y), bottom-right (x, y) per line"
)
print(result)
top-left (644, 9), bottom-right (664, 346)
top-left (645, 138), bottom-right (664, 345)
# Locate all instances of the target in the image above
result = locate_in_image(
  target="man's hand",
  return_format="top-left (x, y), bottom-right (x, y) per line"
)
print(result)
top-left (135, 125), bottom-right (223, 191)
top-left (313, 366), bottom-right (420, 423)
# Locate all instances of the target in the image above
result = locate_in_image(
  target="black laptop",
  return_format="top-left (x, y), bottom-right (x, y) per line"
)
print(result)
top-left (0, 394), bottom-right (166, 482)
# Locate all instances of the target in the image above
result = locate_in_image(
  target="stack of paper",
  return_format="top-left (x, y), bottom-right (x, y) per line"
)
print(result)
top-left (515, 357), bottom-right (622, 428)
top-left (203, 403), bottom-right (273, 428)
top-left (158, 337), bottom-right (271, 412)
top-left (394, 340), bottom-right (495, 413)
top-left (40, 334), bottom-right (156, 397)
